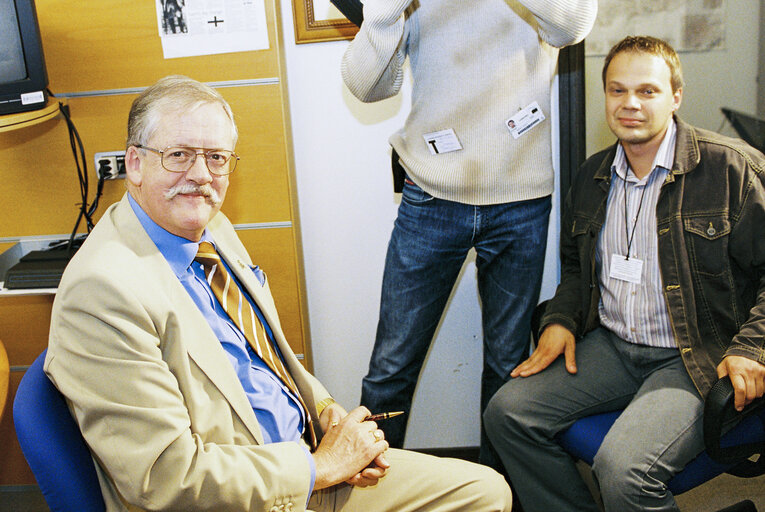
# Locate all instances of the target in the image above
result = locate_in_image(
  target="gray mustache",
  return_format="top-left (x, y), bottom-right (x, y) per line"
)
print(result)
top-left (164, 183), bottom-right (222, 205)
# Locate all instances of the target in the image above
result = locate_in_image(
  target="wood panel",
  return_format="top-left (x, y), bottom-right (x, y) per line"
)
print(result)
top-left (0, 373), bottom-right (36, 486)
top-left (0, 296), bottom-right (52, 365)
top-left (0, 86), bottom-right (293, 238)
top-left (36, 0), bottom-right (281, 93)
top-left (237, 227), bottom-right (307, 361)
top-left (0, 0), bottom-right (310, 491)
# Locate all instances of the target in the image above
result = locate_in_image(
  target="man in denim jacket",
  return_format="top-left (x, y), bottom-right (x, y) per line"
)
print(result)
top-left (484, 36), bottom-right (765, 512)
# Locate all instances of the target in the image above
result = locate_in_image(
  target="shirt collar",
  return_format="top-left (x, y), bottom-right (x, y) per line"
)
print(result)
top-left (127, 193), bottom-right (214, 278)
top-left (612, 118), bottom-right (677, 183)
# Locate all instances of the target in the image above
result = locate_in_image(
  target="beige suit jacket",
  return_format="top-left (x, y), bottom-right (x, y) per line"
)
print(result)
top-left (45, 195), bottom-right (332, 511)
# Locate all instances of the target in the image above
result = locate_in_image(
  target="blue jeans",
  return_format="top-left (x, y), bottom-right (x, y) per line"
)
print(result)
top-left (484, 328), bottom-right (706, 512)
top-left (361, 179), bottom-right (551, 462)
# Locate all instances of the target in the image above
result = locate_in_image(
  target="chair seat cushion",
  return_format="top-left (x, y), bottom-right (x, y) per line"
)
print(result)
top-left (557, 408), bottom-right (765, 495)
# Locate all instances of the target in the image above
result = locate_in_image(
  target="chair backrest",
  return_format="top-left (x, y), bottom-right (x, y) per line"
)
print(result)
top-left (13, 349), bottom-right (106, 512)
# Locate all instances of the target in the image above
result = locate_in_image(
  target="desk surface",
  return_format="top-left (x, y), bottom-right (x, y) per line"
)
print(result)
top-left (0, 100), bottom-right (62, 133)
top-left (0, 283), bottom-right (56, 296)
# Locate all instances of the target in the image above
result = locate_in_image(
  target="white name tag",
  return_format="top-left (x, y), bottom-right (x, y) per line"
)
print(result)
top-left (506, 101), bottom-right (545, 139)
top-left (422, 128), bottom-right (463, 155)
top-left (609, 254), bottom-right (643, 284)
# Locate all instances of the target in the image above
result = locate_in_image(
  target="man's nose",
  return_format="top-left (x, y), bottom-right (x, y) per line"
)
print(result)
top-left (622, 93), bottom-right (640, 109)
top-left (186, 155), bottom-right (213, 183)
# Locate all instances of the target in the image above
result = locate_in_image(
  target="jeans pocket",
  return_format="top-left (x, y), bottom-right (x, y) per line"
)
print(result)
top-left (401, 178), bottom-right (434, 206)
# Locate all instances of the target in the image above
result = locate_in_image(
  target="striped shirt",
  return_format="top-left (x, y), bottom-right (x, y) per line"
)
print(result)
top-left (597, 120), bottom-right (677, 348)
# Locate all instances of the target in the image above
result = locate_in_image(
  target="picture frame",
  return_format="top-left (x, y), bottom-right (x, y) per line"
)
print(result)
top-left (291, 0), bottom-right (359, 43)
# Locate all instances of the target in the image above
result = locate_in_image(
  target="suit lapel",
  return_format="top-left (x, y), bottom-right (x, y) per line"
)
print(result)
top-left (113, 197), bottom-right (265, 444)
top-left (171, 283), bottom-right (266, 444)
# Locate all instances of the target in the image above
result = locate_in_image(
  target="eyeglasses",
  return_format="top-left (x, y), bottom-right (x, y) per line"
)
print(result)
top-left (135, 145), bottom-right (239, 176)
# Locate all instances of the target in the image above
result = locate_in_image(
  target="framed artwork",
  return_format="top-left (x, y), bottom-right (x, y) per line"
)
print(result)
top-left (292, 0), bottom-right (359, 43)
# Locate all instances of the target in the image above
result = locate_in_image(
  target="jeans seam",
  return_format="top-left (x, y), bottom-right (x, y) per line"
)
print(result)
top-left (472, 205), bottom-right (479, 243)
top-left (555, 393), bottom-right (635, 431)
top-left (636, 408), bottom-right (704, 508)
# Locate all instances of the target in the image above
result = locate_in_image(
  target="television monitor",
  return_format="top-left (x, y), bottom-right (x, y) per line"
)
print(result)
top-left (0, 0), bottom-right (49, 116)
top-left (721, 108), bottom-right (765, 154)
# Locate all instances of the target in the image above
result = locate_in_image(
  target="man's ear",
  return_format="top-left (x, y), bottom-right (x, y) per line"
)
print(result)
top-left (672, 87), bottom-right (683, 112)
top-left (124, 146), bottom-right (143, 187)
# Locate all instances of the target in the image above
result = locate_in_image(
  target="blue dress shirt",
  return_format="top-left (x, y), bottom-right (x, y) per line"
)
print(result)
top-left (128, 194), bottom-right (315, 491)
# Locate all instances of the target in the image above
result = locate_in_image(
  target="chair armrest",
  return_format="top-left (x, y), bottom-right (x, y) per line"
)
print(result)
top-left (703, 376), bottom-right (765, 476)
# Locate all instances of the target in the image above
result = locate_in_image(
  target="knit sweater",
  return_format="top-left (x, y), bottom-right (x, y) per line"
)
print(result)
top-left (342, 0), bottom-right (597, 205)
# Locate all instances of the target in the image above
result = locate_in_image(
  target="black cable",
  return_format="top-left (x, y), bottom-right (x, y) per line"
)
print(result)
top-left (58, 101), bottom-right (98, 253)
top-left (87, 172), bottom-right (106, 221)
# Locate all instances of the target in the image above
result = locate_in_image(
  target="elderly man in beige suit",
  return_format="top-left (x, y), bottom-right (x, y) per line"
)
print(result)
top-left (44, 76), bottom-right (511, 512)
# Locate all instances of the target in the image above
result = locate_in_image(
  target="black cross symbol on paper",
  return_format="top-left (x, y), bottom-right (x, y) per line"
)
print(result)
top-left (208, 16), bottom-right (224, 27)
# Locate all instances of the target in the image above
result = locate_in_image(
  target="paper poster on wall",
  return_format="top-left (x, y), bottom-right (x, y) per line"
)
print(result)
top-left (156, 0), bottom-right (269, 59)
top-left (586, 0), bottom-right (726, 56)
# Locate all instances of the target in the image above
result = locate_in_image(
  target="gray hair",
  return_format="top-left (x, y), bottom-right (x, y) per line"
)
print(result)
top-left (126, 75), bottom-right (238, 148)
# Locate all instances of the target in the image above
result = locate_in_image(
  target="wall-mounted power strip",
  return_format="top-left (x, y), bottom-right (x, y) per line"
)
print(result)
top-left (94, 151), bottom-right (126, 179)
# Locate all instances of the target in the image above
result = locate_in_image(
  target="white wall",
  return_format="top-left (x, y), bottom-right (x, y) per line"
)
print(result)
top-left (278, 0), bottom-right (761, 451)
top-left (278, 0), bottom-right (560, 448)
top-left (585, 0), bottom-right (762, 155)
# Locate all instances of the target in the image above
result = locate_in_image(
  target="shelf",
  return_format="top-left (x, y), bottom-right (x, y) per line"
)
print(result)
top-left (0, 100), bottom-right (63, 133)
top-left (0, 283), bottom-right (56, 296)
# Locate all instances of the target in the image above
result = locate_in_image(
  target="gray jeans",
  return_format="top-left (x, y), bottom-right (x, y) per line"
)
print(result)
top-left (484, 327), bottom-right (705, 512)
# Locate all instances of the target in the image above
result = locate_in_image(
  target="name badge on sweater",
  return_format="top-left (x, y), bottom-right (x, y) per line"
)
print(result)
top-left (423, 128), bottom-right (463, 155)
top-left (609, 254), bottom-right (643, 284)
top-left (506, 101), bottom-right (545, 139)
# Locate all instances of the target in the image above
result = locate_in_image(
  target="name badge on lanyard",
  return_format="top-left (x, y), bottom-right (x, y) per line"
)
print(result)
top-left (609, 254), bottom-right (643, 284)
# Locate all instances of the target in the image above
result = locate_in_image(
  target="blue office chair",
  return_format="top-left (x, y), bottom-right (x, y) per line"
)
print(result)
top-left (558, 380), bottom-right (765, 501)
top-left (529, 303), bottom-right (765, 511)
top-left (13, 349), bottom-right (106, 512)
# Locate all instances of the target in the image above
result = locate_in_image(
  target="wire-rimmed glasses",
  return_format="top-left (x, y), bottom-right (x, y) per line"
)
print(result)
top-left (135, 145), bottom-right (239, 176)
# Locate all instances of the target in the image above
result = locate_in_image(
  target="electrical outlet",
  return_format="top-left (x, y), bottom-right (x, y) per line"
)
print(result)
top-left (94, 151), bottom-right (126, 179)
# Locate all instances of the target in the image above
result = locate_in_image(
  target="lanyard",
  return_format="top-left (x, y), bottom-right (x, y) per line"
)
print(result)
top-left (623, 173), bottom-right (648, 261)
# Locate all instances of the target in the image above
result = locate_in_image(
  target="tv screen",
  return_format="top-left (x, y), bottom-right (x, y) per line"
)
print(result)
top-left (0, 0), bottom-right (48, 116)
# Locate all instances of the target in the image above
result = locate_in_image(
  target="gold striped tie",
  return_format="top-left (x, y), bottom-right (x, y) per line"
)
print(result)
top-left (195, 242), bottom-right (317, 450)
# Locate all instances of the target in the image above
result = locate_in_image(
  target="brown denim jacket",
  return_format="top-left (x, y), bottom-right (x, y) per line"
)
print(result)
top-left (542, 117), bottom-right (765, 398)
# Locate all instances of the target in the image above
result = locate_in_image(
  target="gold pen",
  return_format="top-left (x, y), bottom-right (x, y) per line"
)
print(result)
top-left (365, 411), bottom-right (404, 422)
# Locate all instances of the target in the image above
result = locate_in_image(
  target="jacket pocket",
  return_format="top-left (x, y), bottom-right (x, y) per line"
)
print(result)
top-left (683, 215), bottom-right (738, 349)
top-left (683, 216), bottom-right (731, 277)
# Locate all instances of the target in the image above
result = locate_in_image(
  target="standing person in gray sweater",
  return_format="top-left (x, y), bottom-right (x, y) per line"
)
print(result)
top-left (341, 0), bottom-right (598, 468)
